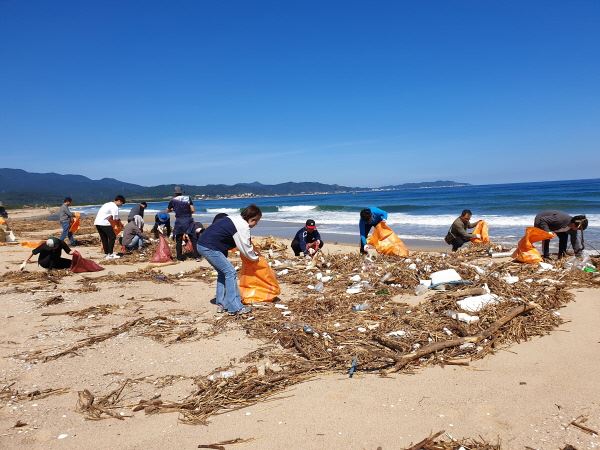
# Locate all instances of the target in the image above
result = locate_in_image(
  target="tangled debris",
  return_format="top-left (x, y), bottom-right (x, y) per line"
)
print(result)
top-left (404, 430), bottom-right (500, 449)
top-left (69, 244), bottom-right (599, 425)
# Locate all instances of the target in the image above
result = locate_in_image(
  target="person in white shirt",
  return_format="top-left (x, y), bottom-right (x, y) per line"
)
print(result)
top-left (94, 195), bottom-right (125, 259)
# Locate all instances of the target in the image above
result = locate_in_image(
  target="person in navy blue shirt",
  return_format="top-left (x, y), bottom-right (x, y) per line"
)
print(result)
top-left (291, 219), bottom-right (324, 257)
top-left (197, 204), bottom-right (262, 315)
top-left (359, 207), bottom-right (388, 254)
top-left (167, 186), bottom-right (195, 261)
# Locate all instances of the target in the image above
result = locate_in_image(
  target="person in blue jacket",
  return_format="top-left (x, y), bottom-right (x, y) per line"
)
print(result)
top-left (197, 204), bottom-right (262, 315)
top-left (359, 207), bottom-right (388, 254)
top-left (291, 219), bottom-right (324, 257)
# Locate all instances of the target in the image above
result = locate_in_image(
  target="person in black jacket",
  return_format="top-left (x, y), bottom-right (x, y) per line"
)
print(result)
top-left (291, 219), bottom-right (324, 257)
top-left (20, 237), bottom-right (72, 270)
top-left (534, 210), bottom-right (588, 259)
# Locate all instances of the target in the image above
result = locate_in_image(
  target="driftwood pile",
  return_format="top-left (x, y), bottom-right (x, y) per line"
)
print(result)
top-left (72, 242), bottom-right (598, 425)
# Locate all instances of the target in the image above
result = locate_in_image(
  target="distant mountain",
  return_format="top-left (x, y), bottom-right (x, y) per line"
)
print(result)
top-left (380, 180), bottom-right (469, 190)
top-left (0, 168), bottom-right (468, 206)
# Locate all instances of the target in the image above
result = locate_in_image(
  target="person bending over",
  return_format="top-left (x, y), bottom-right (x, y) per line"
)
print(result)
top-left (534, 210), bottom-right (587, 259)
top-left (20, 237), bottom-right (72, 270)
top-left (151, 212), bottom-right (172, 239)
top-left (291, 219), bottom-right (324, 257)
top-left (127, 202), bottom-right (148, 222)
top-left (94, 195), bottom-right (125, 260)
top-left (197, 204), bottom-right (262, 315)
top-left (359, 207), bottom-right (388, 254)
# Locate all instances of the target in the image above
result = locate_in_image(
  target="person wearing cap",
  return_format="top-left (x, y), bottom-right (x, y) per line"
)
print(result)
top-left (534, 210), bottom-right (588, 259)
top-left (291, 219), bottom-right (324, 257)
top-left (167, 186), bottom-right (196, 261)
top-left (58, 197), bottom-right (78, 245)
top-left (151, 211), bottom-right (172, 238)
top-left (20, 237), bottom-right (72, 270)
top-left (94, 195), bottom-right (125, 260)
top-left (122, 215), bottom-right (149, 251)
top-left (127, 202), bottom-right (148, 223)
top-left (359, 206), bottom-right (388, 254)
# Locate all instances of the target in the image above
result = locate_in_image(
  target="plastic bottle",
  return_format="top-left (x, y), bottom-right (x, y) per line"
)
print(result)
top-left (207, 370), bottom-right (236, 381)
top-left (352, 303), bottom-right (369, 311)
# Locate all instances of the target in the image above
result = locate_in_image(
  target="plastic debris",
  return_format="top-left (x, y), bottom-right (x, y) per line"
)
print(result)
top-left (276, 269), bottom-right (289, 276)
top-left (349, 275), bottom-right (361, 282)
top-left (430, 269), bottom-right (462, 285)
top-left (352, 303), bottom-right (369, 311)
top-left (274, 304), bottom-right (288, 310)
top-left (502, 275), bottom-right (519, 285)
top-left (445, 309), bottom-right (480, 324)
top-left (414, 284), bottom-right (429, 296)
top-left (348, 357), bottom-right (358, 378)
top-left (538, 262), bottom-right (553, 271)
top-left (387, 330), bottom-right (407, 337)
top-left (457, 293), bottom-right (500, 313)
top-left (207, 370), bottom-right (236, 381)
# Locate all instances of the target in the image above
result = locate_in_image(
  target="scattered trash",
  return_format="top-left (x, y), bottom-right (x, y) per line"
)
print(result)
top-left (538, 262), bottom-right (553, 271)
top-left (346, 284), bottom-right (362, 294)
top-left (276, 269), bottom-right (289, 276)
top-left (445, 309), bottom-right (480, 324)
top-left (457, 293), bottom-right (500, 313)
top-left (414, 284), bottom-right (429, 296)
top-left (303, 325), bottom-right (314, 334)
top-left (274, 304), bottom-right (288, 310)
top-left (348, 357), bottom-right (358, 378)
top-left (356, 327), bottom-right (367, 333)
top-left (387, 330), bottom-right (407, 337)
top-left (430, 269), bottom-right (462, 285)
top-left (57, 434), bottom-right (68, 440)
top-left (352, 303), bottom-right (369, 312)
top-left (349, 275), bottom-right (361, 282)
top-left (502, 275), bottom-right (519, 285)
top-left (207, 370), bottom-right (236, 381)
top-left (314, 282), bottom-right (324, 292)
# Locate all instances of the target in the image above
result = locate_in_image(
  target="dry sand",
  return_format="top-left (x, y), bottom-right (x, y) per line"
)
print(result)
top-left (0, 209), bottom-right (599, 449)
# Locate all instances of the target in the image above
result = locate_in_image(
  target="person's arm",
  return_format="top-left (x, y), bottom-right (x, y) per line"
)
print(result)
top-left (19, 252), bottom-right (35, 270)
top-left (453, 220), bottom-right (474, 239)
top-left (167, 200), bottom-right (174, 213)
top-left (231, 217), bottom-right (259, 261)
top-left (314, 230), bottom-right (322, 244)
top-left (61, 240), bottom-right (72, 254)
top-left (359, 219), bottom-right (368, 246)
top-left (298, 231), bottom-right (308, 254)
top-left (189, 200), bottom-right (195, 214)
top-left (371, 207), bottom-right (388, 222)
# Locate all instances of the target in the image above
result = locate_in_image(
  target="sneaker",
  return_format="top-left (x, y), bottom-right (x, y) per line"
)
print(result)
top-left (229, 306), bottom-right (252, 316)
top-left (104, 254), bottom-right (112, 260)
top-left (216, 305), bottom-right (225, 314)
top-left (109, 253), bottom-right (121, 259)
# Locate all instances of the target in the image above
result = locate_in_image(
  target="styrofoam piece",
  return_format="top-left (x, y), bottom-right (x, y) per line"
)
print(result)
top-left (387, 330), bottom-right (407, 337)
top-left (491, 250), bottom-right (515, 258)
top-left (320, 276), bottom-right (332, 282)
top-left (502, 275), bottom-right (519, 284)
top-left (350, 275), bottom-right (361, 282)
top-left (430, 269), bottom-right (462, 285)
top-left (346, 287), bottom-right (362, 294)
top-left (276, 269), bottom-right (289, 276)
top-left (457, 293), bottom-right (499, 313)
top-left (419, 279), bottom-right (432, 287)
top-left (445, 309), bottom-right (480, 324)
top-left (538, 262), bottom-right (553, 271)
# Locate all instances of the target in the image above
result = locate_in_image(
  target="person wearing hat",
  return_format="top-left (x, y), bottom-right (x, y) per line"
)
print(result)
top-left (291, 219), bottom-right (324, 257)
top-left (167, 186), bottom-right (196, 261)
top-left (127, 201), bottom-right (148, 223)
top-left (20, 237), bottom-right (72, 270)
top-left (359, 206), bottom-right (388, 254)
top-left (151, 211), bottom-right (172, 238)
top-left (534, 210), bottom-right (588, 259)
top-left (122, 215), bottom-right (149, 251)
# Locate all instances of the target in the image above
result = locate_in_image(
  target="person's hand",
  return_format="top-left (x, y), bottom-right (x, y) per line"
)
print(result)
top-left (19, 261), bottom-right (26, 271)
top-left (363, 244), bottom-right (372, 251)
top-left (474, 234), bottom-right (481, 239)
top-left (308, 248), bottom-right (315, 255)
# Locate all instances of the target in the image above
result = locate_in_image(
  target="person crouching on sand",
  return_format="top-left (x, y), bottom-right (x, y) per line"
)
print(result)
top-left (94, 195), bottom-right (125, 260)
top-left (359, 206), bottom-right (388, 254)
top-left (444, 209), bottom-right (482, 251)
top-left (196, 204), bottom-right (262, 315)
top-left (291, 219), bottom-right (324, 257)
top-left (20, 237), bottom-right (72, 271)
top-left (122, 215), bottom-right (149, 252)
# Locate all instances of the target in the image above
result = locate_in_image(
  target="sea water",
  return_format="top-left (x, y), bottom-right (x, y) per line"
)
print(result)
top-left (76, 178), bottom-right (600, 248)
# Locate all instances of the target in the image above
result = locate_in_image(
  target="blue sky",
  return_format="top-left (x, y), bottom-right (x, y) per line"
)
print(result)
top-left (1, 0), bottom-right (599, 187)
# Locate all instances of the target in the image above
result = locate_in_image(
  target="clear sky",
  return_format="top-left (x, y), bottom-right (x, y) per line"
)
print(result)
top-left (1, 0), bottom-right (599, 187)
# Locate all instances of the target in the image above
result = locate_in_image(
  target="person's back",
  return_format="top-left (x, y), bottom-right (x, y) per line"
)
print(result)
top-left (534, 210), bottom-right (572, 232)
top-left (128, 202), bottom-right (147, 222)
top-left (168, 195), bottom-right (193, 218)
top-left (32, 238), bottom-right (71, 269)
top-left (199, 216), bottom-right (237, 255)
top-left (122, 221), bottom-right (143, 247)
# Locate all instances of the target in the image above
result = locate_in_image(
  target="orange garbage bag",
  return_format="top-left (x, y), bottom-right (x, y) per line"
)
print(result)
top-left (21, 241), bottom-right (44, 249)
top-left (0, 218), bottom-right (5, 225)
top-left (151, 235), bottom-right (172, 263)
top-left (367, 222), bottom-right (409, 257)
top-left (69, 212), bottom-right (81, 233)
top-left (109, 218), bottom-right (124, 236)
top-left (239, 256), bottom-right (280, 304)
top-left (70, 250), bottom-right (104, 273)
top-left (512, 227), bottom-right (555, 264)
top-left (470, 220), bottom-right (490, 244)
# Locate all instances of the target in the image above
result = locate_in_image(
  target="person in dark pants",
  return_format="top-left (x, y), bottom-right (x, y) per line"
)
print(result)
top-left (186, 221), bottom-right (205, 260)
top-left (0, 201), bottom-right (7, 219)
top-left (151, 212), bottom-right (172, 238)
top-left (127, 202), bottom-right (147, 222)
top-left (20, 237), bottom-right (72, 270)
top-left (534, 210), bottom-right (588, 259)
top-left (94, 195), bottom-right (125, 260)
top-left (168, 186), bottom-right (195, 261)
top-left (445, 209), bottom-right (482, 251)
top-left (291, 219), bottom-right (324, 257)
top-left (359, 206), bottom-right (388, 254)
top-left (58, 197), bottom-right (78, 245)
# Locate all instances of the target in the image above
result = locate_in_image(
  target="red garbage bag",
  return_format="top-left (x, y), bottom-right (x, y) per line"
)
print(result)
top-left (70, 250), bottom-right (104, 273)
top-left (151, 235), bottom-right (172, 263)
top-left (183, 239), bottom-right (193, 254)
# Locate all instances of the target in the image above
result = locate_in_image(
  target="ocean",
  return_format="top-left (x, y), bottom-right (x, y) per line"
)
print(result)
top-left (76, 178), bottom-right (600, 249)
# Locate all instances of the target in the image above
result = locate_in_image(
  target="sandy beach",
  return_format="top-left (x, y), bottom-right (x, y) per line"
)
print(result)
top-left (1, 208), bottom-right (599, 450)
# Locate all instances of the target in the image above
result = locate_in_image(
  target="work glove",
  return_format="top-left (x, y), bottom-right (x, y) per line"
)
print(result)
top-left (19, 261), bottom-right (26, 271)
